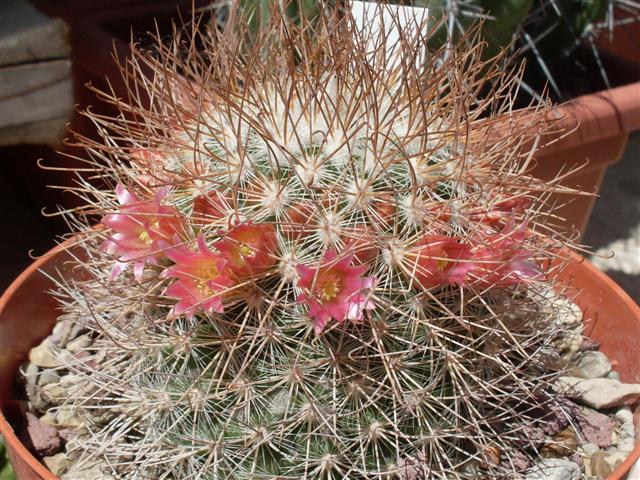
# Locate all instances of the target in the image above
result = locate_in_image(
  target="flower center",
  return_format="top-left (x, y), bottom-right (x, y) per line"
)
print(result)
top-left (197, 263), bottom-right (219, 280)
top-left (138, 229), bottom-right (153, 245)
top-left (436, 258), bottom-right (449, 270)
top-left (196, 279), bottom-right (216, 296)
top-left (317, 275), bottom-right (341, 301)
top-left (238, 243), bottom-right (254, 260)
top-left (137, 217), bottom-right (161, 245)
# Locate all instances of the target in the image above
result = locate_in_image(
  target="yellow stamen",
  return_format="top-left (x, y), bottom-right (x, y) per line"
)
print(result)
top-left (195, 262), bottom-right (220, 296)
top-left (436, 258), bottom-right (449, 270)
top-left (196, 280), bottom-right (216, 296)
top-left (197, 264), bottom-right (219, 279)
top-left (238, 243), bottom-right (254, 260)
top-left (138, 230), bottom-right (153, 245)
top-left (318, 276), bottom-right (341, 301)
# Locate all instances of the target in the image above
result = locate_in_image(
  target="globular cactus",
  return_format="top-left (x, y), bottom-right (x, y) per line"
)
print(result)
top-left (48, 3), bottom-right (581, 479)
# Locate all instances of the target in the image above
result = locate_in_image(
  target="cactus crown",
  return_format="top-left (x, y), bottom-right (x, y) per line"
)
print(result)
top-left (51, 4), bottom-right (579, 479)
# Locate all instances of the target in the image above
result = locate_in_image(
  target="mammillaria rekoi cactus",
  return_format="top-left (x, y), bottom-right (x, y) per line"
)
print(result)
top-left (48, 3), bottom-right (583, 478)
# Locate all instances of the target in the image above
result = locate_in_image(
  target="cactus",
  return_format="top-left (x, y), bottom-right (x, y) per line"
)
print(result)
top-left (421, 0), bottom-right (639, 99)
top-left (0, 436), bottom-right (16, 480)
top-left (46, 4), bottom-right (583, 479)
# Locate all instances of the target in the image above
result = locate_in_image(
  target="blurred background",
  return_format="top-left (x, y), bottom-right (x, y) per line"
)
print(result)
top-left (1, 0), bottom-right (638, 302)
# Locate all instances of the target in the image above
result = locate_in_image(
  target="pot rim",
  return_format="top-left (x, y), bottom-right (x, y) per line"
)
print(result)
top-left (1, 240), bottom-right (638, 479)
top-left (539, 80), bottom-right (640, 158)
top-left (0, 241), bottom-right (69, 480)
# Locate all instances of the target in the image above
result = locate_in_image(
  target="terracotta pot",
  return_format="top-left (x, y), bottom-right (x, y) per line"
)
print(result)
top-left (530, 19), bottom-right (640, 239)
top-left (1, 239), bottom-right (639, 479)
top-left (532, 80), bottom-right (640, 238)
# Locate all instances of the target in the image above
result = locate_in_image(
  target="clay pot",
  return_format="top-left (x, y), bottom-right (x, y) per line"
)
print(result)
top-left (1, 239), bottom-right (639, 479)
top-left (532, 80), bottom-right (640, 238)
top-left (530, 20), bottom-right (640, 239)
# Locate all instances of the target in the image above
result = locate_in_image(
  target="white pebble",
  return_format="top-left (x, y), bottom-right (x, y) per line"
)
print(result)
top-left (554, 377), bottom-right (640, 409)
top-left (580, 443), bottom-right (600, 456)
top-left (575, 351), bottom-right (612, 378)
top-left (615, 408), bottom-right (633, 424)
top-left (606, 370), bottom-right (621, 380)
top-left (619, 422), bottom-right (636, 441)
top-left (526, 458), bottom-right (581, 480)
top-left (618, 438), bottom-right (636, 453)
top-left (29, 342), bottom-right (62, 369)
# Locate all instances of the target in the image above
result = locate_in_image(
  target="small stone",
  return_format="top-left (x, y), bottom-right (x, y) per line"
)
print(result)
top-left (574, 352), bottom-right (612, 378)
top-left (618, 438), bottom-right (636, 453)
top-left (578, 409), bottom-right (614, 448)
top-left (41, 381), bottom-right (68, 403)
top-left (519, 425), bottom-right (547, 448)
top-left (73, 350), bottom-right (97, 371)
top-left (37, 370), bottom-right (60, 387)
top-left (526, 458), bottom-right (581, 480)
top-left (587, 451), bottom-right (628, 478)
top-left (397, 453), bottom-right (428, 480)
top-left (50, 319), bottom-right (73, 347)
top-left (43, 452), bottom-right (70, 476)
top-left (558, 331), bottom-right (583, 354)
top-left (66, 334), bottom-right (91, 353)
top-left (24, 362), bottom-right (40, 384)
top-left (461, 460), bottom-right (480, 477)
top-left (580, 443), bottom-right (600, 456)
top-left (24, 363), bottom-right (43, 408)
top-left (541, 428), bottom-right (578, 457)
top-left (618, 421), bottom-right (636, 441)
top-left (29, 341), bottom-right (62, 368)
top-left (606, 370), bottom-right (621, 380)
top-left (554, 377), bottom-right (640, 409)
top-left (58, 428), bottom-right (77, 443)
top-left (55, 407), bottom-right (85, 429)
top-left (61, 464), bottom-right (115, 480)
top-left (61, 373), bottom-right (96, 397)
top-left (614, 408), bottom-right (633, 424)
top-left (21, 412), bottom-right (63, 456)
top-left (511, 450), bottom-right (532, 472)
top-left (568, 453), bottom-right (583, 468)
top-left (39, 412), bottom-right (57, 426)
top-left (554, 298), bottom-right (583, 327)
top-left (27, 390), bottom-right (47, 412)
top-left (579, 337), bottom-right (599, 352)
top-left (540, 398), bottom-right (580, 436)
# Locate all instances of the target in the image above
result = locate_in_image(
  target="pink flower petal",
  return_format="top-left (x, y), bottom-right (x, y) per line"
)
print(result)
top-left (297, 249), bottom-right (376, 334)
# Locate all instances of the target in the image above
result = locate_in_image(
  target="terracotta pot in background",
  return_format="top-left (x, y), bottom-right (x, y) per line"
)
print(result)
top-left (1, 240), bottom-right (639, 479)
top-left (532, 79), bottom-right (640, 238)
top-left (529, 19), bottom-right (640, 238)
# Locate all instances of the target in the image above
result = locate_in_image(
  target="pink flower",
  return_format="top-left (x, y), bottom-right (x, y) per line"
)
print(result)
top-left (102, 184), bottom-right (183, 281)
top-left (405, 224), bottom-right (539, 290)
top-left (193, 190), bottom-right (229, 225)
top-left (297, 250), bottom-right (376, 334)
top-left (467, 224), bottom-right (540, 287)
top-left (473, 196), bottom-right (533, 226)
top-left (162, 235), bottom-right (234, 318)
top-left (405, 235), bottom-right (475, 289)
top-left (214, 222), bottom-right (277, 279)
